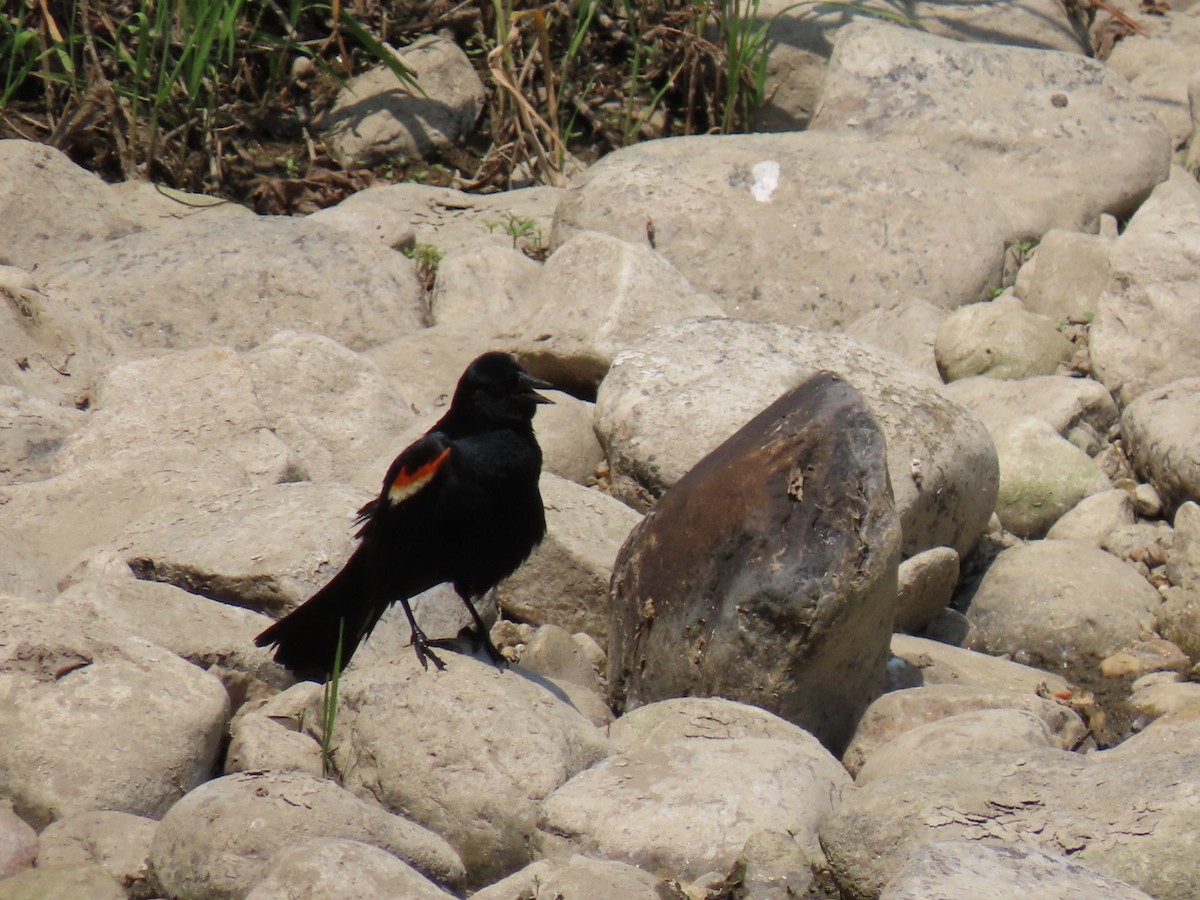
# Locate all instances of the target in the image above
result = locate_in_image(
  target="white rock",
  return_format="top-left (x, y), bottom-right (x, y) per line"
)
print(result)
top-left (888, 634), bottom-right (1074, 695)
top-left (894, 547), bottom-right (960, 634)
top-left (823, 745), bottom-right (1200, 899)
top-left (471, 855), bottom-right (667, 900)
top-left (856, 707), bottom-right (1060, 784)
top-left (843, 298), bottom-right (947, 382)
top-left (507, 230), bottom-right (724, 392)
top-left (98, 481), bottom-right (373, 616)
top-left (0, 141), bottom-right (138, 269)
top-left (940, 374), bottom-right (1118, 454)
top-left (55, 346), bottom-right (297, 486)
top-left (755, 0), bottom-right (1090, 132)
top-left (37, 810), bottom-right (157, 899)
top-left (1046, 488), bottom-right (1136, 545)
top-left (242, 331), bottom-right (414, 484)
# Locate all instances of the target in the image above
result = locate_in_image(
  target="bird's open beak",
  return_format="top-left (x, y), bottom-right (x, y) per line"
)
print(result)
top-left (520, 370), bottom-right (556, 405)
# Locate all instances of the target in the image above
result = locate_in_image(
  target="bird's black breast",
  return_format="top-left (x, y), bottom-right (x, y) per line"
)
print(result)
top-left (360, 426), bottom-right (545, 601)
top-left (437, 428), bottom-right (546, 597)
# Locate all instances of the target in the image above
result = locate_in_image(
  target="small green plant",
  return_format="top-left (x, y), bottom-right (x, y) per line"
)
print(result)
top-left (403, 242), bottom-right (444, 291)
top-left (485, 213), bottom-right (543, 253)
top-left (320, 619), bottom-right (345, 780)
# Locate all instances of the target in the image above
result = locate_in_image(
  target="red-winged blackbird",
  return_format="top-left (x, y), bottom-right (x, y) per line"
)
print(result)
top-left (255, 352), bottom-right (553, 678)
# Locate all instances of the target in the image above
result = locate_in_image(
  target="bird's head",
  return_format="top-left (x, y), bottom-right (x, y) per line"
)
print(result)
top-left (449, 352), bottom-right (555, 429)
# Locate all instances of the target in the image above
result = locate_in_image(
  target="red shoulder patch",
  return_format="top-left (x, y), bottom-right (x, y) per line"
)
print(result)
top-left (387, 446), bottom-right (451, 505)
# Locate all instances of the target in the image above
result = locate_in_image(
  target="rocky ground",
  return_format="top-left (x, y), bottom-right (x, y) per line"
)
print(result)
top-left (1, 2), bottom-right (1200, 899)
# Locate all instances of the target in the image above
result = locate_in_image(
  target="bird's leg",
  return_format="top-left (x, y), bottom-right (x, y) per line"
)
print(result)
top-left (398, 596), bottom-right (445, 671)
top-left (462, 592), bottom-right (507, 667)
top-left (425, 592), bottom-right (507, 667)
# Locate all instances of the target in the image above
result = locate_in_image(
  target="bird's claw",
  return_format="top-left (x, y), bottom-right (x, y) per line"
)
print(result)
top-left (409, 628), bottom-right (446, 672)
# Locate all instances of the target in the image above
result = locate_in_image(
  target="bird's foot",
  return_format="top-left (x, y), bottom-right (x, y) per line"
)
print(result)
top-left (409, 627), bottom-right (446, 672)
top-left (427, 626), bottom-right (508, 670)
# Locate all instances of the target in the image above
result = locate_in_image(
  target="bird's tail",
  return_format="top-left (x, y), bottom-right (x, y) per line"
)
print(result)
top-left (255, 550), bottom-right (385, 681)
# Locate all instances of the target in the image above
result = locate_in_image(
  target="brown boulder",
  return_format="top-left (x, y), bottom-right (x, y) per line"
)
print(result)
top-left (607, 371), bottom-right (900, 754)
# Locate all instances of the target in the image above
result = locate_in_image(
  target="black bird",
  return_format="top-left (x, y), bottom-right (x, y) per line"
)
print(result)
top-left (255, 352), bottom-right (553, 678)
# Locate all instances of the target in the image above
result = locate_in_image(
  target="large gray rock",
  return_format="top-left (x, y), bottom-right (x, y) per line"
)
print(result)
top-left (888, 634), bottom-right (1073, 695)
top-left (0, 863), bottom-right (126, 900)
top-left (821, 745), bottom-right (1200, 900)
top-left (0, 595), bottom-right (228, 829)
top-left (552, 132), bottom-right (1008, 330)
top-left (241, 331), bottom-right (413, 484)
top-left (1091, 173), bottom-right (1200, 405)
top-left (811, 21), bottom-right (1171, 238)
top-left (538, 734), bottom-right (850, 882)
top-left (0, 141), bottom-right (138, 269)
top-left (53, 575), bottom-right (286, 688)
top-left (505, 230), bottom-right (724, 393)
top-left (1105, 8), bottom-right (1200, 151)
top-left (149, 771), bottom-right (464, 900)
top-left (595, 317), bottom-right (998, 558)
top-left (429, 238), bottom-right (540, 325)
top-left (894, 546), bottom-right (960, 634)
top-left (245, 837), bottom-right (456, 900)
top-left (327, 182), bottom-right (563, 257)
top-left (607, 371), bottom-right (900, 755)
top-left (1121, 376), bottom-right (1200, 514)
top-left (471, 855), bottom-right (668, 900)
top-left (330, 654), bottom-right (610, 889)
top-left (965, 540), bottom-right (1162, 668)
top-left (36, 811), bottom-right (157, 900)
top-left (54, 346), bottom-right (298, 486)
top-left (855, 707), bottom-right (1064, 785)
top-left (0, 802), bottom-right (35, 880)
top-left (843, 684), bottom-right (1087, 777)
top-left (880, 840), bottom-right (1155, 900)
top-left (98, 481), bottom-right (371, 616)
top-left (0, 444), bottom-right (251, 587)
top-left (41, 215), bottom-right (426, 355)
top-left (843, 298), bottom-right (947, 382)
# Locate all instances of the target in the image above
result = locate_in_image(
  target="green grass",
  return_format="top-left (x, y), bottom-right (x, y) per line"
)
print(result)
top-left (320, 618), bottom-right (344, 780)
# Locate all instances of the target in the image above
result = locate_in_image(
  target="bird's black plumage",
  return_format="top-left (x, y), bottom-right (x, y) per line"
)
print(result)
top-left (255, 352), bottom-right (553, 678)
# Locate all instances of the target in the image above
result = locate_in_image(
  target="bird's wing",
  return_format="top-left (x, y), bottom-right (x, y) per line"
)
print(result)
top-left (355, 431), bottom-right (453, 530)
